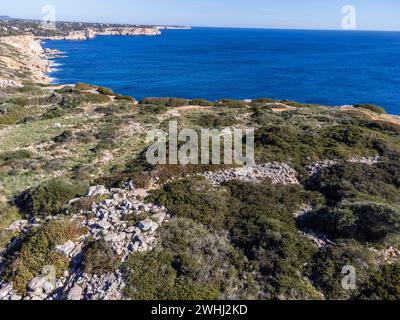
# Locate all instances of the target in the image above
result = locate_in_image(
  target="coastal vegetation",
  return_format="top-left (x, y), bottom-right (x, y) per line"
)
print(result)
top-left (1, 31), bottom-right (400, 300)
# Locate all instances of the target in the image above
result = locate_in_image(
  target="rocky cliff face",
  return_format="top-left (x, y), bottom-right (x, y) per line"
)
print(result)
top-left (38, 27), bottom-right (161, 41)
top-left (0, 34), bottom-right (52, 83)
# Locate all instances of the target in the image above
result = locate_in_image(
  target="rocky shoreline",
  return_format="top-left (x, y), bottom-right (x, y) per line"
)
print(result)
top-left (37, 27), bottom-right (163, 41)
top-left (0, 25), bottom-right (191, 86)
top-left (0, 34), bottom-right (53, 84)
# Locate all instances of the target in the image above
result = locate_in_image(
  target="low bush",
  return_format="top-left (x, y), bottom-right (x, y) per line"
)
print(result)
top-left (43, 107), bottom-right (65, 120)
top-left (148, 177), bottom-right (229, 230)
top-left (114, 94), bottom-right (136, 102)
top-left (97, 87), bottom-right (115, 96)
top-left (306, 163), bottom-right (400, 205)
top-left (189, 99), bottom-right (214, 106)
top-left (139, 97), bottom-right (189, 107)
top-left (83, 92), bottom-right (111, 104)
top-left (22, 178), bottom-right (87, 217)
top-left (0, 203), bottom-right (21, 231)
top-left (301, 202), bottom-right (400, 242)
top-left (217, 99), bottom-right (248, 108)
top-left (3, 220), bottom-right (85, 294)
top-left (81, 239), bottom-right (121, 275)
top-left (359, 264), bottom-right (400, 300)
top-left (122, 218), bottom-right (255, 300)
top-left (195, 113), bottom-right (236, 128)
top-left (75, 83), bottom-right (94, 91)
top-left (0, 149), bottom-right (33, 163)
top-left (222, 180), bottom-right (320, 299)
top-left (138, 104), bottom-right (168, 115)
top-left (311, 240), bottom-right (377, 299)
top-left (354, 104), bottom-right (386, 115)
top-left (53, 130), bottom-right (74, 143)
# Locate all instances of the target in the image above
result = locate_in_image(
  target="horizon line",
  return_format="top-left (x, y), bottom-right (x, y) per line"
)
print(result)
top-left (4, 15), bottom-right (400, 33)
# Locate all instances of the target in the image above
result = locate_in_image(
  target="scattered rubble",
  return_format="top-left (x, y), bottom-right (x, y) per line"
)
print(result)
top-left (370, 246), bottom-right (400, 265)
top-left (0, 182), bottom-right (169, 301)
top-left (306, 156), bottom-right (380, 176)
top-left (201, 163), bottom-right (299, 186)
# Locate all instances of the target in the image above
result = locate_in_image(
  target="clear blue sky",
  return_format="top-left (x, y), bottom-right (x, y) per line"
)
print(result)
top-left (1, 0), bottom-right (399, 31)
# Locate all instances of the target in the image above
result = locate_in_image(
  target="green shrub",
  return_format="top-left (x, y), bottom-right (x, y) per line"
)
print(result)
top-left (328, 126), bottom-right (363, 146)
top-left (81, 239), bottom-right (121, 275)
top-left (189, 99), bottom-right (214, 106)
top-left (195, 113), bottom-right (236, 128)
top-left (97, 87), bottom-right (115, 96)
top-left (0, 149), bottom-right (33, 163)
top-left (354, 104), bottom-right (386, 115)
top-left (359, 264), bottom-right (400, 300)
top-left (43, 107), bottom-right (65, 120)
top-left (0, 103), bottom-right (29, 125)
top-left (280, 100), bottom-right (319, 108)
top-left (114, 94), bottom-right (136, 102)
top-left (83, 92), bottom-right (111, 104)
top-left (302, 202), bottom-right (400, 242)
top-left (55, 86), bottom-right (80, 94)
top-left (148, 177), bottom-right (229, 230)
top-left (217, 99), bottom-right (248, 108)
top-left (311, 240), bottom-right (377, 299)
top-left (4, 220), bottom-right (85, 294)
top-left (139, 97), bottom-right (189, 107)
top-left (122, 218), bottom-right (254, 300)
top-left (22, 178), bottom-right (87, 217)
top-left (75, 83), bottom-right (94, 90)
top-left (53, 130), bottom-right (74, 143)
top-left (222, 180), bottom-right (320, 299)
top-left (306, 163), bottom-right (400, 205)
top-left (138, 104), bottom-right (168, 115)
top-left (250, 98), bottom-right (277, 106)
top-left (66, 194), bottom-right (108, 215)
top-left (0, 203), bottom-right (21, 231)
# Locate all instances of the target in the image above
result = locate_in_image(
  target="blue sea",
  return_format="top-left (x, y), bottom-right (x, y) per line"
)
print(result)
top-left (44, 28), bottom-right (400, 115)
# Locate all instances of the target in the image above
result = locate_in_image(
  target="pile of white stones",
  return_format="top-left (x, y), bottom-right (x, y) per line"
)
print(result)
top-left (369, 246), bottom-right (400, 265)
top-left (0, 182), bottom-right (169, 301)
top-left (306, 156), bottom-right (380, 176)
top-left (201, 163), bottom-right (300, 186)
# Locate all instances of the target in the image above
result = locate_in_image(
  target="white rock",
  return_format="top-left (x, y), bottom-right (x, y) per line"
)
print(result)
top-left (42, 281), bottom-right (55, 294)
top-left (138, 219), bottom-right (158, 233)
top-left (125, 226), bottom-right (136, 233)
top-left (96, 220), bottom-right (112, 230)
top-left (67, 284), bottom-right (83, 300)
top-left (87, 185), bottom-right (109, 197)
top-left (55, 240), bottom-right (76, 257)
top-left (105, 232), bottom-right (126, 243)
top-left (6, 220), bottom-right (29, 232)
top-left (28, 276), bottom-right (48, 294)
top-left (0, 283), bottom-right (13, 300)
